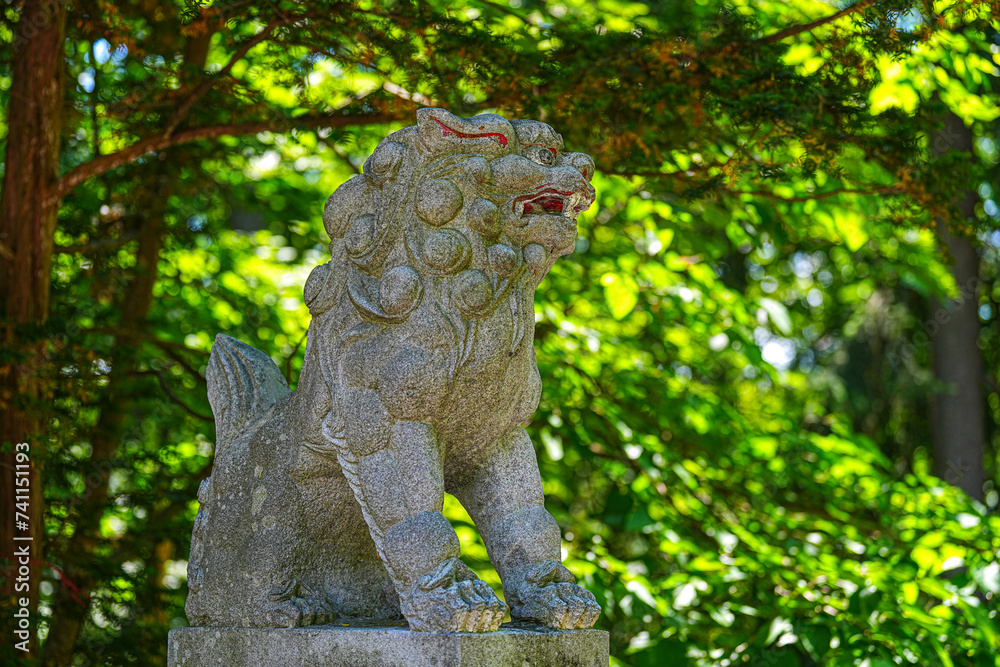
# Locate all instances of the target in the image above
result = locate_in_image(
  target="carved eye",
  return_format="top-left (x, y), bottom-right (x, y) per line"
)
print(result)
top-left (525, 146), bottom-right (556, 167)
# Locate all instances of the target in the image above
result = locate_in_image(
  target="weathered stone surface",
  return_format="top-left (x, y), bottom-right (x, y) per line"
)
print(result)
top-left (184, 108), bottom-right (600, 636)
top-left (168, 623), bottom-right (609, 667)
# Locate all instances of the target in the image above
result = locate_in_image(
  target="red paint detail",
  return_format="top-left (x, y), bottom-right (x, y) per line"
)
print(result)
top-left (0, 555), bottom-right (89, 607)
top-left (523, 197), bottom-right (564, 215)
top-left (512, 184), bottom-right (596, 216)
top-left (432, 116), bottom-right (508, 147)
top-left (514, 187), bottom-right (576, 209)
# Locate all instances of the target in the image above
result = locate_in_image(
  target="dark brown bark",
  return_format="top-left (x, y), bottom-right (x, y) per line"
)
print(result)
top-left (41, 26), bottom-right (211, 662)
top-left (929, 113), bottom-right (986, 501)
top-left (0, 1), bottom-right (67, 660)
top-left (758, 0), bottom-right (877, 44)
top-left (52, 111), bottom-right (408, 200)
top-left (0, 6), bottom-right (406, 661)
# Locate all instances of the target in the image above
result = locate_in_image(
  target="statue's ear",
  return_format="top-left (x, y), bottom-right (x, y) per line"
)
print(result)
top-left (417, 108), bottom-right (516, 158)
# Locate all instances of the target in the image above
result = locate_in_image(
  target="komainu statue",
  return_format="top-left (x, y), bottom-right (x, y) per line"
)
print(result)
top-left (185, 108), bottom-right (601, 633)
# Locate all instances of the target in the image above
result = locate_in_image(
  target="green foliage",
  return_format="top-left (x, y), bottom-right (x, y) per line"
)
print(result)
top-left (1, 0), bottom-right (999, 665)
top-left (520, 174), bottom-right (1000, 666)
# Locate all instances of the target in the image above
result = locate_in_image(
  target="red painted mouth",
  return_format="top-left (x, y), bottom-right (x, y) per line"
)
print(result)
top-left (512, 185), bottom-right (593, 217)
top-left (524, 195), bottom-right (565, 215)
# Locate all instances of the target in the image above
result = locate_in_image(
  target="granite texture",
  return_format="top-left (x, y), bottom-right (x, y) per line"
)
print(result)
top-left (168, 623), bottom-right (609, 666)
top-left (185, 108), bottom-right (600, 635)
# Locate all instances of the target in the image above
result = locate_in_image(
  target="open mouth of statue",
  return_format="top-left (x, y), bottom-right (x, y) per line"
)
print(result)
top-left (512, 186), bottom-right (592, 220)
top-left (525, 196), bottom-right (566, 215)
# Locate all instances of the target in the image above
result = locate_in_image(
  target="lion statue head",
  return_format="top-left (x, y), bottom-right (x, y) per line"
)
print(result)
top-left (304, 108), bottom-right (595, 324)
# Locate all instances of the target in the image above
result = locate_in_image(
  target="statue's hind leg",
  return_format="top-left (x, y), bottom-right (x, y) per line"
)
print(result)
top-left (450, 426), bottom-right (601, 629)
top-left (337, 386), bottom-right (507, 632)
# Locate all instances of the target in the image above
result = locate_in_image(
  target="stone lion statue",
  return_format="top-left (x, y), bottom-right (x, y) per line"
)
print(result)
top-left (185, 108), bottom-right (600, 633)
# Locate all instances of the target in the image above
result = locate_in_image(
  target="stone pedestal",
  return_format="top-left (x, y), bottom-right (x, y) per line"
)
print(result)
top-left (168, 621), bottom-right (609, 667)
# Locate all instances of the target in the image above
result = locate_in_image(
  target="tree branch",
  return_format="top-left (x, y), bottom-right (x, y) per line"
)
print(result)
top-left (52, 111), bottom-right (410, 202)
top-left (760, 0), bottom-right (877, 44)
top-left (78, 327), bottom-right (211, 357)
top-left (154, 345), bottom-right (208, 386)
top-left (164, 17), bottom-right (285, 138)
top-left (132, 370), bottom-right (213, 421)
top-left (55, 230), bottom-right (140, 255)
top-left (733, 185), bottom-right (901, 202)
top-left (382, 81), bottom-right (437, 107)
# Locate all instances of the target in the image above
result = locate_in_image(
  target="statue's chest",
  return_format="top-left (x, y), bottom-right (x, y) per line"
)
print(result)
top-left (454, 293), bottom-right (535, 384)
top-left (439, 307), bottom-right (541, 442)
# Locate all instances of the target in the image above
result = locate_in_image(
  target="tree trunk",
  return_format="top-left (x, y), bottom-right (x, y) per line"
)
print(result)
top-left (41, 21), bottom-right (215, 658)
top-left (0, 1), bottom-right (67, 660)
top-left (929, 112), bottom-right (985, 502)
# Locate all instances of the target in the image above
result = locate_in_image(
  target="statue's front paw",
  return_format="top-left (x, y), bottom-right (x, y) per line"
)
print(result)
top-left (265, 579), bottom-right (337, 627)
top-left (510, 561), bottom-right (601, 629)
top-left (402, 558), bottom-right (508, 633)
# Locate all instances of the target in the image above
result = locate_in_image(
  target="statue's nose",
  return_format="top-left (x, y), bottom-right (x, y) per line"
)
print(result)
top-left (564, 153), bottom-right (595, 182)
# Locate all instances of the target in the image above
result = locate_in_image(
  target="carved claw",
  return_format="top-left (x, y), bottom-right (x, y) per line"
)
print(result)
top-left (402, 558), bottom-right (508, 633)
top-left (265, 579), bottom-right (337, 628)
top-left (510, 561), bottom-right (601, 629)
